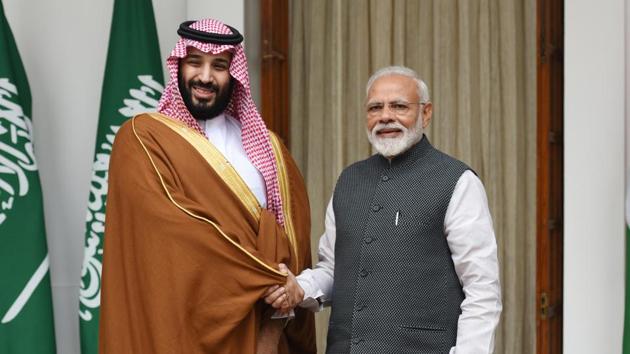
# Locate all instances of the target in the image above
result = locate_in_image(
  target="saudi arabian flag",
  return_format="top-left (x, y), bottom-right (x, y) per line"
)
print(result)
top-left (0, 1), bottom-right (56, 353)
top-left (626, 188), bottom-right (630, 353)
top-left (625, 24), bottom-right (630, 352)
top-left (625, 85), bottom-right (630, 352)
top-left (78, 0), bottom-right (164, 352)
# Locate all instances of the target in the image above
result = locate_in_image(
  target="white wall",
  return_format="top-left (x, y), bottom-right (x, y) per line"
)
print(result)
top-left (564, 0), bottom-right (627, 353)
top-left (1, 1), bottom-right (252, 353)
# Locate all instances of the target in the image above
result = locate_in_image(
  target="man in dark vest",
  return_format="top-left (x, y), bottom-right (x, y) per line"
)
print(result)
top-left (264, 66), bottom-right (502, 354)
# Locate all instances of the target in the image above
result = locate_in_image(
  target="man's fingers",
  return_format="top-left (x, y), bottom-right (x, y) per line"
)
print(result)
top-left (271, 293), bottom-right (288, 309)
top-left (263, 285), bottom-right (279, 298)
top-left (265, 287), bottom-right (286, 304)
top-left (266, 263), bottom-right (300, 310)
top-left (264, 287), bottom-right (286, 305)
top-left (278, 263), bottom-right (289, 273)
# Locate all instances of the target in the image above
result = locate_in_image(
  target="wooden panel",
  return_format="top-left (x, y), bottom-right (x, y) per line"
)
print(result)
top-left (536, 0), bottom-right (564, 352)
top-left (260, 0), bottom-right (290, 145)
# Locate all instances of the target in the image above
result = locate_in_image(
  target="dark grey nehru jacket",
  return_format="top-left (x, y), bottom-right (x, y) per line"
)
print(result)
top-left (326, 136), bottom-right (471, 354)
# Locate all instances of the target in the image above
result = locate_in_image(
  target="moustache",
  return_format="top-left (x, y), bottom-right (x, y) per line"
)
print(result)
top-left (190, 80), bottom-right (219, 93)
top-left (372, 122), bottom-right (407, 134)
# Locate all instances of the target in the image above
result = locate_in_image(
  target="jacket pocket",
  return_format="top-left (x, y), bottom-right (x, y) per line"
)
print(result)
top-left (397, 325), bottom-right (448, 353)
top-left (399, 324), bottom-right (446, 332)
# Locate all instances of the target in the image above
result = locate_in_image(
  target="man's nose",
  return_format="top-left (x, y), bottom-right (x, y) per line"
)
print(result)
top-left (198, 64), bottom-right (215, 83)
top-left (378, 106), bottom-right (395, 123)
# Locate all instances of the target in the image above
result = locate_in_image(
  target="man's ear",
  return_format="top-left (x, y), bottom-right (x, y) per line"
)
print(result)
top-left (422, 102), bottom-right (433, 128)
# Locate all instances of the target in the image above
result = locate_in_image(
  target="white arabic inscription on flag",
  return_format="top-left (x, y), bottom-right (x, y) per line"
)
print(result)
top-left (0, 78), bottom-right (37, 225)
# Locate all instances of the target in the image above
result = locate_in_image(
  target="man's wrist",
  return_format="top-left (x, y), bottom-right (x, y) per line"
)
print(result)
top-left (296, 276), bottom-right (318, 302)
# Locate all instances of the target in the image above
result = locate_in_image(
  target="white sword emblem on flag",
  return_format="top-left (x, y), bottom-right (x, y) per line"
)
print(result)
top-left (1, 254), bottom-right (49, 323)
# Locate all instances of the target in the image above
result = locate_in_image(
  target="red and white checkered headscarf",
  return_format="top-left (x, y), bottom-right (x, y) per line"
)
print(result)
top-left (158, 18), bottom-right (284, 226)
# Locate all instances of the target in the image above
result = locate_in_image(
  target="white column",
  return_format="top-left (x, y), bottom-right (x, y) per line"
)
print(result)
top-left (187, 0), bottom-right (245, 33)
top-left (154, 0), bottom-right (186, 69)
top-left (564, 0), bottom-right (627, 353)
top-left (626, 0), bottom-right (630, 214)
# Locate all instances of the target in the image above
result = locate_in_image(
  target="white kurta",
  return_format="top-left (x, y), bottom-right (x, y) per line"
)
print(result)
top-left (296, 170), bottom-right (502, 354)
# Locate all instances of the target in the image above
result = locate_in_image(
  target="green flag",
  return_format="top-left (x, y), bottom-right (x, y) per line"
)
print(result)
top-left (624, 152), bottom-right (630, 352)
top-left (626, 215), bottom-right (630, 353)
top-left (79, 0), bottom-right (164, 352)
top-left (0, 1), bottom-right (56, 353)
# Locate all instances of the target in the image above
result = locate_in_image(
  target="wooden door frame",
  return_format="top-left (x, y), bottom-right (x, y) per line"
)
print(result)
top-left (536, 0), bottom-right (564, 352)
top-left (259, 0), bottom-right (290, 146)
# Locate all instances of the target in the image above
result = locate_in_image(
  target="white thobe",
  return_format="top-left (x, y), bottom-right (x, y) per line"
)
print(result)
top-left (198, 114), bottom-right (266, 207)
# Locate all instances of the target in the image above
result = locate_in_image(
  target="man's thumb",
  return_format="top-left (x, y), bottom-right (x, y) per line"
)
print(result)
top-left (278, 263), bottom-right (289, 273)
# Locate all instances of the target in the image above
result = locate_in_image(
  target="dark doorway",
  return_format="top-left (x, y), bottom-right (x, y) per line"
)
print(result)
top-left (259, 0), bottom-right (289, 145)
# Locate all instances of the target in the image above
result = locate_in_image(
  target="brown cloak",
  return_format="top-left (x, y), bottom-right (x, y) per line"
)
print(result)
top-left (99, 113), bottom-right (315, 354)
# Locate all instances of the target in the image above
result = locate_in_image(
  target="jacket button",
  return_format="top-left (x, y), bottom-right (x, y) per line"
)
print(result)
top-left (364, 237), bottom-right (375, 244)
top-left (371, 204), bottom-right (381, 212)
top-left (359, 269), bottom-right (369, 277)
top-left (356, 304), bottom-right (367, 311)
top-left (381, 175), bottom-right (390, 182)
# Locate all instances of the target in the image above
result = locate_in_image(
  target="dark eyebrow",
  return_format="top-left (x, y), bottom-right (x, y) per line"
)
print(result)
top-left (214, 58), bottom-right (230, 65)
top-left (184, 54), bottom-right (203, 60)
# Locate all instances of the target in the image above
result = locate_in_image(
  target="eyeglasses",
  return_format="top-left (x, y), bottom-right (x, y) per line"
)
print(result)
top-left (366, 101), bottom-right (426, 117)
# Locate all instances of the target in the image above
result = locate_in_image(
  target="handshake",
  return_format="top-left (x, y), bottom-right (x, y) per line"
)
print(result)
top-left (262, 263), bottom-right (305, 314)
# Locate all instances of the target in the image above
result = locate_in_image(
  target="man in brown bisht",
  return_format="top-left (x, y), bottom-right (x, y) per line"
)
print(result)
top-left (99, 18), bottom-right (315, 354)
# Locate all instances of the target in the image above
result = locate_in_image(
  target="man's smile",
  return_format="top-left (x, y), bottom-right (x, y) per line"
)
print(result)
top-left (192, 85), bottom-right (216, 100)
top-left (375, 127), bottom-right (403, 138)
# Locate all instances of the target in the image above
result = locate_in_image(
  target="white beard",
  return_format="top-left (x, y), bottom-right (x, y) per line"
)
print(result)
top-left (366, 118), bottom-right (424, 158)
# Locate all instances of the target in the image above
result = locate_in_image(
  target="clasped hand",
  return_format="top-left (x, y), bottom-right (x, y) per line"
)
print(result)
top-left (263, 263), bottom-right (304, 313)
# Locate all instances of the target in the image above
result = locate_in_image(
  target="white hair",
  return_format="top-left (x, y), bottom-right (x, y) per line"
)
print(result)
top-left (365, 66), bottom-right (430, 103)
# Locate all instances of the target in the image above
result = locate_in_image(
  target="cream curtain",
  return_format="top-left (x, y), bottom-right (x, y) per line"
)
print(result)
top-left (289, 1), bottom-right (536, 353)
